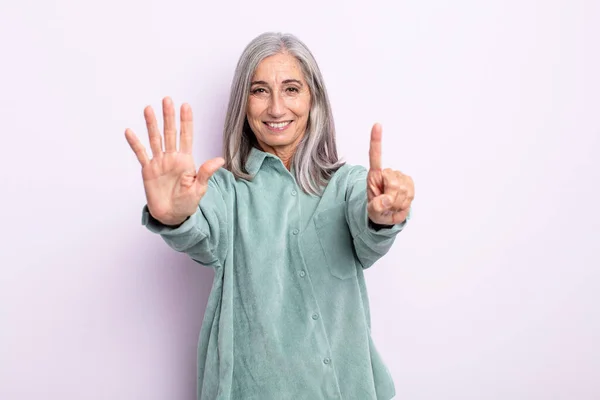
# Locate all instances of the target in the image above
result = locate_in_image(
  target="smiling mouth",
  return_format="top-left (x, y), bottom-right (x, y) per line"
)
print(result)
top-left (264, 121), bottom-right (292, 131)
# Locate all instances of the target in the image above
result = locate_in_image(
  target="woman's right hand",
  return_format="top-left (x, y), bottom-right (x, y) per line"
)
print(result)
top-left (125, 97), bottom-right (224, 226)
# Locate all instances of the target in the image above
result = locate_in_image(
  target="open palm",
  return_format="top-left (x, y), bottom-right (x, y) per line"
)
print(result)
top-left (125, 97), bottom-right (224, 226)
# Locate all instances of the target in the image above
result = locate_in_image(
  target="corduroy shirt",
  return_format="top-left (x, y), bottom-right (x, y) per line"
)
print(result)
top-left (142, 147), bottom-right (408, 400)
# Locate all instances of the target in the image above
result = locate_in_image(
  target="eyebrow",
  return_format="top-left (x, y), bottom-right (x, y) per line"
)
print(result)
top-left (250, 79), bottom-right (304, 86)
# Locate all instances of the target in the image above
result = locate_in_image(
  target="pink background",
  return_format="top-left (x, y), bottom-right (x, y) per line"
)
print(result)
top-left (1, 0), bottom-right (599, 399)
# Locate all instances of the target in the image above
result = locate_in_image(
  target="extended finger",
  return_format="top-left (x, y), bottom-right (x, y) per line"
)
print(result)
top-left (144, 106), bottom-right (163, 157)
top-left (369, 123), bottom-right (383, 171)
top-left (163, 97), bottom-right (177, 153)
top-left (180, 103), bottom-right (193, 154)
top-left (196, 157), bottom-right (225, 188)
top-left (125, 128), bottom-right (150, 166)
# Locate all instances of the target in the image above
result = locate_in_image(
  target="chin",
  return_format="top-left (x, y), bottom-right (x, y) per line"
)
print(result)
top-left (262, 138), bottom-right (295, 148)
top-left (259, 131), bottom-right (295, 144)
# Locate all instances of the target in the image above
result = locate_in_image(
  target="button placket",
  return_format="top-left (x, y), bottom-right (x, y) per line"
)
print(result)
top-left (287, 181), bottom-right (335, 389)
top-left (289, 179), bottom-right (300, 236)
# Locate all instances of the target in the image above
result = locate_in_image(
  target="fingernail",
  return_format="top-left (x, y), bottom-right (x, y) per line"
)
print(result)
top-left (382, 196), bottom-right (391, 207)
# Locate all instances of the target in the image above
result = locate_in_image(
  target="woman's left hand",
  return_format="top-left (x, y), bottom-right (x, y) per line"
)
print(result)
top-left (366, 123), bottom-right (415, 226)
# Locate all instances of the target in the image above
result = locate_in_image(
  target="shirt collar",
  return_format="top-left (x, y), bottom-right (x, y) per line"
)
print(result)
top-left (245, 146), bottom-right (271, 176)
top-left (245, 146), bottom-right (293, 177)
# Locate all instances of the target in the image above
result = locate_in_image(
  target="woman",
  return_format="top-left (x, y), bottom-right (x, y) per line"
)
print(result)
top-left (125, 32), bottom-right (414, 400)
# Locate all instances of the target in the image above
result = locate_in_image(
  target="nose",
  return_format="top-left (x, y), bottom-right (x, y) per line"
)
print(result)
top-left (267, 92), bottom-right (285, 118)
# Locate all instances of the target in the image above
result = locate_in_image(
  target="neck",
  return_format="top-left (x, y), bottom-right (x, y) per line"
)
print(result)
top-left (257, 139), bottom-right (303, 171)
top-left (268, 148), bottom-right (294, 170)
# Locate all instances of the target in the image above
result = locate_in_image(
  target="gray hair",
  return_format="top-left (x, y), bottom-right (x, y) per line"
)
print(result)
top-left (222, 32), bottom-right (344, 195)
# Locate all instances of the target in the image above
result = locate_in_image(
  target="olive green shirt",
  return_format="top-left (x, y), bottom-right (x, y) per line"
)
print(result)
top-left (142, 147), bottom-right (408, 400)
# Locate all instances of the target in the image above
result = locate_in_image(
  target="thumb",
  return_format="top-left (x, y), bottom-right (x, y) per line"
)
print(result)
top-left (380, 194), bottom-right (393, 211)
top-left (196, 157), bottom-right (225, 188)
top-left (368, 194), bottom-right (394, 215)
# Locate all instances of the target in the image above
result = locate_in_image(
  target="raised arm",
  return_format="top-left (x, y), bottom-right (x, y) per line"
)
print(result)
top-left (125, 97), bottom-right (228, 267)
top-left (366, 123), bottom-right (414, 226)
top-left (345, 123), bottom-right (414, 269)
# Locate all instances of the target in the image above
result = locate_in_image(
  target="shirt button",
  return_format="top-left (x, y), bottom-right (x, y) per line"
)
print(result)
top-left (291, 190), bottom-right (297, 196)
top-left (312, 313), bottom-right (319, 320)
top-left (292, 229), bottom-right (299, 235)
top-left (299, 270), bottom-right (306, 277)
top-left (323, 357), bottom-right (331, 365)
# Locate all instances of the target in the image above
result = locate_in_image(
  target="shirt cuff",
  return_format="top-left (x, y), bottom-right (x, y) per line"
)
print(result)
top-left (141, 205), bottom-right (200, 236)
top-left (364, 206), bottom-right (411, 236)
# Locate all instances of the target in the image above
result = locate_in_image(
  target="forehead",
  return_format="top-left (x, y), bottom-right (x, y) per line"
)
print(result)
top-left (252, 53), bottom-right (306, 82)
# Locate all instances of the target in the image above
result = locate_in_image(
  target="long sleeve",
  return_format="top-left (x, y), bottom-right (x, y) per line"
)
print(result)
top-left (344, 166), bottom-right (409, 269)
top-left (141, 176), bottom-right (228, 268)
top-left (135, 149), bottom-right (404, 399)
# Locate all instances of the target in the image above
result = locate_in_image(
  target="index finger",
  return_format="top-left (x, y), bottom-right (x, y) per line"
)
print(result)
top-left (369, 123), bottom-right (383, 170)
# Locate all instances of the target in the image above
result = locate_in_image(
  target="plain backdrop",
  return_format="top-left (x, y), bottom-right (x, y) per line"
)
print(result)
top-left (1, 0), bottom-right (598, 399)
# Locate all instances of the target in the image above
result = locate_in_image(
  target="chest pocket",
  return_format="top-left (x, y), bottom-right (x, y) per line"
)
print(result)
top-left (314, 202), bottom-right (358, 280)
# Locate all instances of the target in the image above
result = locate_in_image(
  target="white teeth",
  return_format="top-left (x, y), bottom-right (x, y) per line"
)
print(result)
top-left (267, 121), bottom-right (291, 128)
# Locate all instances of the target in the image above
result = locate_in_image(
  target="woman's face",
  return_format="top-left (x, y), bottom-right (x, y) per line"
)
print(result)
top-left (246, 52), bottom-right (311, 160)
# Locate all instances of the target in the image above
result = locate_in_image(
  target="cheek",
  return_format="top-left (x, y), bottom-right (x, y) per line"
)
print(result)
top-left (287, 97), bottom-right (311, 118)
top-left (247, 99), bottom-right (264, 120)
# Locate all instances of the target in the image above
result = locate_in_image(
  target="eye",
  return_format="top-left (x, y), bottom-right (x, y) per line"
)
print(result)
top-left (252, 88), bottom-right (266, 94)
top-left (286, 87), bottom-right (299, 93)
